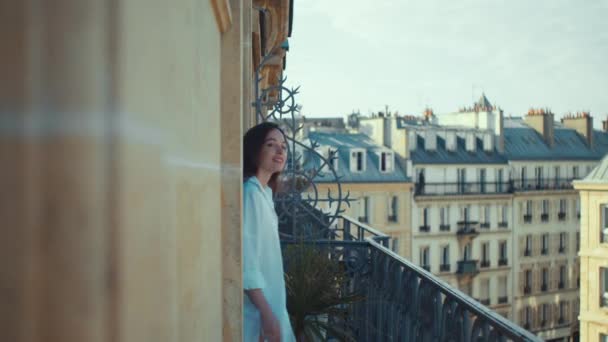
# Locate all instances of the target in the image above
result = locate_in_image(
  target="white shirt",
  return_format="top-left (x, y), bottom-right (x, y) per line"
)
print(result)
top-left (243, 176), bottom-right (295, 342)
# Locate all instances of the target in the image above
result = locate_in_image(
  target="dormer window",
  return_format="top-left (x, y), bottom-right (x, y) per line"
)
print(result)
top-left (380, 151), bottom-right (394, 172)
top-left (322, 146), bottom-right (338, 172)
top-left (350, 149), bottom-right (366, 172)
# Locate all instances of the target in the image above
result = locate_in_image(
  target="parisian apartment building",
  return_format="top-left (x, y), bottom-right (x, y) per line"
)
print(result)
top-left (295, 95), bottom-right (608, 341)
top-left (574, 159), bottom-right (608, 342)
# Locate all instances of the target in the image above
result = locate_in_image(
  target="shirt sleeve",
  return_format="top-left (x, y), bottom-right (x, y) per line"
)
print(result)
top-left (242, 184), bottom-right (266, 290)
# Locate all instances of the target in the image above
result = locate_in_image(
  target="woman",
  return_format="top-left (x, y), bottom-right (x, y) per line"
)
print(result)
top-left (243, 122), bottom-right (295, 342)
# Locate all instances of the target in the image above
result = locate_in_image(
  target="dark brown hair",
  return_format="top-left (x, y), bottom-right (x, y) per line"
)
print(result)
top-left (243, 122), bottom-right (286, 193)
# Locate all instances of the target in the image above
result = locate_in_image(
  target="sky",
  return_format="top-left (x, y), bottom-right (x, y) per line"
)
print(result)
top-left (284, 0), bottom-right (608, 124)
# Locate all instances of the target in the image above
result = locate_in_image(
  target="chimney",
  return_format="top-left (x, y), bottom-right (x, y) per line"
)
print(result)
top-left (425, 130), bottom-right (437, 151)
top-left (561, 111), bottom-right (593, 147)
top-left (602, 118), bottom-right (608, 132)
top-left (524, 108), bottom-right (554, 147)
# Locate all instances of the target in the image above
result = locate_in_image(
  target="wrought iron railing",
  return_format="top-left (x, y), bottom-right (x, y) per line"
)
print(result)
top-left (282, 215), bottom-right (542, 341)
top-left (512, 178), bottom-right (575, 192)
top-left (415, 182), bottom-right (513, 196)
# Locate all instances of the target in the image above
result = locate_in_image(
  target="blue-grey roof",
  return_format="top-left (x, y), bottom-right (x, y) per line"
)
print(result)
top-left (410, 135), bottom-right (508, 165)
top-left (504, 126), bottom-right (608, 161)
top-left (582, 154), bottom-right (608, 183)
top-left (304, 132), bottom-right (409, 183)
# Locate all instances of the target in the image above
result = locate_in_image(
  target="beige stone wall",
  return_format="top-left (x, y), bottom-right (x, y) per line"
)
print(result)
top-left (0, 0), bottom-right (244, 341)
top-left (576, 184), bottom-right (608, 342)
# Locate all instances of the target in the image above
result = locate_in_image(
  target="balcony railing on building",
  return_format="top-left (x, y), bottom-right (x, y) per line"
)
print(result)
top-left (415, 181), bottom-right (513, 196)
top-left (281, 215), bottom-right (540, 341)
top-left (512, 178), bottom-right (575, 192)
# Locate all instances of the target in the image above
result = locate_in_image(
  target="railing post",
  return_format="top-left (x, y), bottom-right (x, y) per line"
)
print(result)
top-left (344, 218), bottom-right (351, 241)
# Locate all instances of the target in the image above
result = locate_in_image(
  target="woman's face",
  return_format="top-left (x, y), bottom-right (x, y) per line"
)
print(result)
top-left (257, 129), bottom-right (287, 175)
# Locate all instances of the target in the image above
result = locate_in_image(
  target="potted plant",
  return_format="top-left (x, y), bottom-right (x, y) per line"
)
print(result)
top-left (283, 242), bottom-right (364, 341)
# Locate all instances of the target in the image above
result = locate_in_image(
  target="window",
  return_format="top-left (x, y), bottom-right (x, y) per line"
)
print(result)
top-left (524, 200), bottom-right (532, 223)
top-left (350, 150), bottom-right (366, 172)
top-left (602, 204), bottom-right (608, 243)
top-left (535, 166), bottom-right (543, 188)
top-left (541, 200), bottom-right (549, 222)
top-left (327, 148), bottom-right (338, 171)
top-left (554, 166), bottom-right (560, 185)
top-left (521, 167), bottom-right (527, 188)
top-left (576, 198), bottom-right (580, 219)
top-left (380, 152), bottom-right (393, 172)
top-left (420, 207), bottom-right (430, 232)
top-left (479, 168), bottom-right (486, 193)
top-left (481, 205), bottom-right (490, 228)
top-left (540, 304), bottom-right (548, 327)
top-left (601, 267), bottom-right (608, 307)
top-left (499, 205), bottom-right (508, 227)
top-left (481, 242), bottom-right (490, 268)
top-left (499, 241), bottom-right (508, 265)
top-left (440, 206), bottom-right (450, 231)
top-left (462, 205), bottom-right (470, 222)
top-left (525, 235), bottom-right (532, 256)
top-left (416, 168), bottom-right (426, 194)
top-left (391, 238), bottom-right (399, 253)
top-left (440, 245), bottom-right (450, 272)
top-left (524, 270), bottom-right (532, 294)
top-left (541, 268), bottom-right (548, 291)
top-left (480, 278), bottom-right (490, 305)
top-left (388, 196), bottom-right (398, 222)
top-left (601, 334), bottom-right (608, 342)
top-left (524, 306), bottom-right (532, 328)
top-left (420, 246), bottom-right (430, 271)
top-left (498, 276), bottom-right (508, 303)
top-left (559, 265), bottom-right (566, 289)
top-left (541, 234), bottom-right (549, 255)
top-left (559, 232), bottom-right (567, 253)
top-left (558, 199), bottom-right (567, 220)
top-left (457, 168), bottom-right (466, 193)
top-left (359, 196), bottom-right (369, 223)
top-left (573, 165), bottom-right (579, 179)
top-left (497, 169), bottom-right (504, 192)
top-left (576, 232), bottom-right (580, 252)
top-left (558, 301), bottom-right (567, 324)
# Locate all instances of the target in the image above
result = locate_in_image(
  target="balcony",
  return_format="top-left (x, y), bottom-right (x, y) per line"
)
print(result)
top-left (387, 215), bottom-right (397, 223)
top-left (480, 298), bottom-right (491, 306)
top-left (541, 248), bottom-right (548, 255)
top-left (512, 178), bottom-right (574, 192)
top-left (457, 260), bottom-right (479, 275)
top-left (480, 222), bottom-right (490, 229)
top-left (558, 281), bottom-right (564, 289)
top-left (358, 216), bottom-right (368, 223)
top-left (540, 213), bottom-right (549, 222)
top-left (558, 246), bottom-right (565, 253)
top-left (439, 224), bottom-right (451, 231)
top-left (498, 258), bottom-right (508, 266)
top-left (498, 296), bottom-right (508, 304)
top-left (414, 181), bottom-right (513, 196)
top-left (419, 225), bottom-right (430, 232)
top-left (558, 212), bottom-right (566, 221)
top-left (498, 221), bottom-right (509, 228)
top-left (524, 249), bottom-right (531, 257)
top-left (457, 221), bottom-right (479, 235)
top-left (523, 286), bottom-right (531, 295)
top-left (281, 215), bottom-right (541, 341)
top-left (421, 265), bottom-right (431, 272)
top-left (541, 284), bottom-right (548, 292)
top-left (440, 264), bottom-right (451, 272)
top-left (480, 260), bottom-right (490, 268)
top-left (523, 215), bottom-right (532, 223)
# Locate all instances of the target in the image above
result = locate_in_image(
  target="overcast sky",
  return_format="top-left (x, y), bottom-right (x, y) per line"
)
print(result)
top-left (285, 0), bottom-right (608, 124)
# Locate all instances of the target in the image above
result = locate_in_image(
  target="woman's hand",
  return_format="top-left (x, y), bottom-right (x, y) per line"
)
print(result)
top-left (261, 311), bottom-right (281, 342)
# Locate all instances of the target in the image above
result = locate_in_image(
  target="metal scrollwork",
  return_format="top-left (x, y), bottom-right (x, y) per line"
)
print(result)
top-left (254, 72), bottom-right (352, 240)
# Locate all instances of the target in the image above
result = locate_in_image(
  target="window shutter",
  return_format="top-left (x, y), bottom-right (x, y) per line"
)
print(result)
top-left (519, 270), bottom-right (525, 295)
top-left (532, 306), bottom-right (538, 329)
top-left (564, 232), bottom-right (569, 253)
top-left (551, 266), bottom-right (558, 291)
top-left (553, 303), bottom-right (559, 326)
top-left (534, 234), bottom-right (541, 257)
top-left (572, 199), bottom-right (577, 220)
top-left (519, 236), bottom-right (525, 257)
top-left (547, 304), bottom-right (553, 326)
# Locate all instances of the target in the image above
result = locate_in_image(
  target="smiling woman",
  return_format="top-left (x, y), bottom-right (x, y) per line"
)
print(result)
top-left (242, 122), bottom-right (295, 342)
